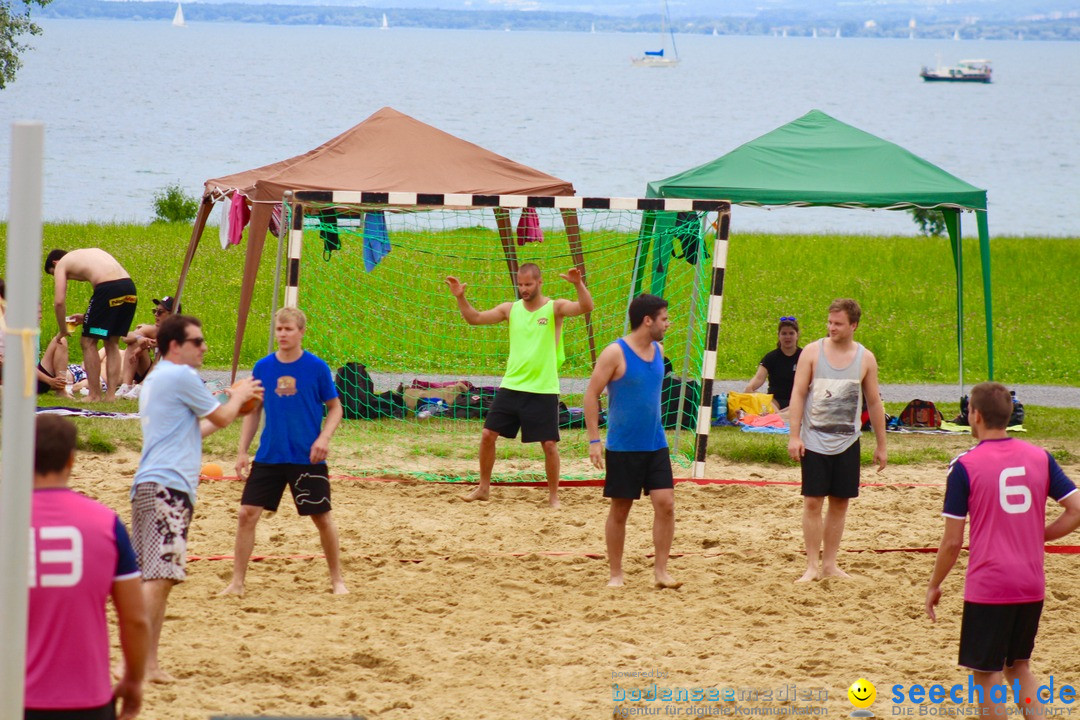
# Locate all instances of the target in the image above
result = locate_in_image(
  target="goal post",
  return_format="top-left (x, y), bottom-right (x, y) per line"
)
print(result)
top-left (275, 190), bottom-right (730, 480)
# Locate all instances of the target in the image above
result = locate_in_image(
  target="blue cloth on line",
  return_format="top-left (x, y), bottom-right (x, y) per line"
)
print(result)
top-left (363, 211), bottom-right (391, 272)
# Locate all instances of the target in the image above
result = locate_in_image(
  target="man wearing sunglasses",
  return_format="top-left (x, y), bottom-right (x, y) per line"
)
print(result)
top-left (116, 296), bottom-right (179, 400)
top-left (125, 314), bottom-right (262, 684)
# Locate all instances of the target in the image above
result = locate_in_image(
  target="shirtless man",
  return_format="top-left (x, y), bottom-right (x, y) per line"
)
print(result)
top-left (46, 248), bottom-right (138, 402)
top-left (787, 298), bottom-right (887, 583)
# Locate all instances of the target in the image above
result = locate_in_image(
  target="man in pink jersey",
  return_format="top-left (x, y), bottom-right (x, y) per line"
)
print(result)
top-left (26, 415), bottom-right (149, 720)
top-left (926, 382), bottom-right (1080, 718)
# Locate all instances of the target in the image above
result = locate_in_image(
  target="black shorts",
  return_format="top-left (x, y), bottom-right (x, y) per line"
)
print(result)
top-left (959, 600), bottom-right (1043, 672)
top-left (604, 448), bottom-right (674, 499)
top-left (241, 462), bottom-right (332, 516)
top-left (25, 699), bottom-right (115, 719)
top-left (36, 363), bottom-right (55, 395)
top-left (800, 439), bottom-right (861, 498)
top-left (83, 278), bottom-right (137, 340)
top-left (483, 388), bottom-right (560, 443)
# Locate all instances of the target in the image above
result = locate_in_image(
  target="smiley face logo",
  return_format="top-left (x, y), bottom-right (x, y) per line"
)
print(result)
top-left (848, 678), bottom-right (876, 716)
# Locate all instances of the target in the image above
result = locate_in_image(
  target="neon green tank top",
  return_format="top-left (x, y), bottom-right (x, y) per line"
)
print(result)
top-left (502, 299), bottom-right (563, 394)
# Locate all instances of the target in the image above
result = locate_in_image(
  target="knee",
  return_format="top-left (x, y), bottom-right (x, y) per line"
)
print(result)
top-left (541, 440), bottom-right (559, 456)
top-left (803, 497), bottom-right (824, 514)
top-left (480, 429), bottom-right (499, 447)
top-left (311, 512), bottom-right (334, 531)
top-left (236, 506), bottom-right (262, 528)
top-left (653, 497), bottom-right (674, 517)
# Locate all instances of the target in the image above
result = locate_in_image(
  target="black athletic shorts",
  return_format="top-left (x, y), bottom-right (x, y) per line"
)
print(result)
top-left (959, 600), bottom-right (1043, 672)
top-left (604, 447), bottom-right (674, 499)
top-left (241, 462), bottom-right (332, 516)
top-left (83, 278), bottom-right (137, 340)
top-left (25, 700), bottom-right (116, 720)
top-left (800, 439), bottom-right (861, 498)
top-left (483, 388), bottom-right (560, 443)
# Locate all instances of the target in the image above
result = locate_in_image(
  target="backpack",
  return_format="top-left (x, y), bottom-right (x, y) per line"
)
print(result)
top-left (899, 399), bottom-right (943, 428)
top-left (661, 376), bottom-right (701, 430)
top-left (336, 362), bottom-right (373, 420)
top-left (672, 212), bottom-right (707, 267)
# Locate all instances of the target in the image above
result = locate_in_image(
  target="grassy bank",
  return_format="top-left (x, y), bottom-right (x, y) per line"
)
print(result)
top-left (2, 222), bottom-right (1077, 385)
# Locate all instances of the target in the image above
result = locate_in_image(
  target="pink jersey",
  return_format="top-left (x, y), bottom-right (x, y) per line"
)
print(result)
top-left (944, 438), bottom-right (1077, 604)
top-left (26, 488), bottom-right (140, 710)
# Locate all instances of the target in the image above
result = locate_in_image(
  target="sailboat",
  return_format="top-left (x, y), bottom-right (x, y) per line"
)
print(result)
top-left (171, 2), bottom-right (186, 27)
top-left (632, 0), bottom-right (679, 68)
top-left (380, 13), bottom-right (388, 30)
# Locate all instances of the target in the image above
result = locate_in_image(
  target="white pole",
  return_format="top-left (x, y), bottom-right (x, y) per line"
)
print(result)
top-left (0, 121), bottom-right (45, 718)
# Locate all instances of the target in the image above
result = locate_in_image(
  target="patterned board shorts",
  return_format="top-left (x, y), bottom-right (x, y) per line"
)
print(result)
top-left (131, 482), bottom-right (193, 582)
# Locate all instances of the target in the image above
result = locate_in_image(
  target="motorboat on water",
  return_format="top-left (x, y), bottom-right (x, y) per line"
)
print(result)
top-left (920, 59), bottom-right (992, 83)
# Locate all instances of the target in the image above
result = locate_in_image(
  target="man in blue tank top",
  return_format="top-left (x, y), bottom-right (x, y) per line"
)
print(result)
top-left (585, 294), bottom-right (681, 589)
top-left (788, 298), bottom-right (887, 583)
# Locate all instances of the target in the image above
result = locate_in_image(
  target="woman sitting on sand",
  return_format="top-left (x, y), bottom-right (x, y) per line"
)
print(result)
top-left (744, 316), bottom-right (802, 416)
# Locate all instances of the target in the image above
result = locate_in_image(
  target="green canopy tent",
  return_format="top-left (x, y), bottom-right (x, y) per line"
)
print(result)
top-left (647, 109), bottom-right (994, 392)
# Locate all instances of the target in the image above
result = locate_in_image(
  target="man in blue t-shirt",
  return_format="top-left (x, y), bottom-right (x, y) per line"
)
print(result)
top-left (222, 307), bottom-right (347, 596)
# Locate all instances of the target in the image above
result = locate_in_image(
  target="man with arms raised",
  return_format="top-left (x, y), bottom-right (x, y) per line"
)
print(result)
top-left (787, 298), bottom-right (887, 582)
top-left (26, 415), bottom-right (148, 720)
top-left (127, 314), bottom-right (262, 682)
top-left (222, 307), bottom-right (347, 596)
top-left (446, 263), bottom-right (593, 508)
top-left (584, 294), bottom-right (680, 589)
top-left (926, 382), bottom-right (1080, 718)
top-left (46, 248), bottom-right (137, 402)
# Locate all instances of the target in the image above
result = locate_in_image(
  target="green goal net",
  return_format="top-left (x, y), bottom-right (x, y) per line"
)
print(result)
top-left (272, 196), bottom-right (718, 480)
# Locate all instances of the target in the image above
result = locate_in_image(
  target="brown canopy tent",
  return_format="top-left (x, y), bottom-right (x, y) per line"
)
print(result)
top-left (174, 106), bottom-right (581, 378)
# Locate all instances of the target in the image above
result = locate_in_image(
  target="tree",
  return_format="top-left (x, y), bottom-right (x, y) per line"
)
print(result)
top-left (0, 0), bottom-right (52, 89)
top-left (908, 207), bottom-right (947, 237)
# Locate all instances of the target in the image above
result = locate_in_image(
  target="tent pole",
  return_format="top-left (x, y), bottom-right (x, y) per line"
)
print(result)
top-left (976, 211), bottom-right (994, 380)
top-left (692, 205), bottom-right (730, 480)
top-left (493, 208), bottom-right (520, 297)
top-left (626, 211), bottom-right (655, 335)
top-left (561, 209), bottom-right (597, 365)
top-left (268, 195), bottom-right (291, 355)
top-left (944, 210), bottom-right (963, 399)
top-left (175, 194), bottom-right (214, 308)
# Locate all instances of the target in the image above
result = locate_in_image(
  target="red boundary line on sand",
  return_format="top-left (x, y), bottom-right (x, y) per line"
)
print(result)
top-left (189, 546), bottom-right (1080, 563)
top-left (199, 473), bottom-right (943, 489)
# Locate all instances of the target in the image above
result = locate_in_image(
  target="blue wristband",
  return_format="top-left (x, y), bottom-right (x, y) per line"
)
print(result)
top-left (589, 439), bottom-right (601, 444)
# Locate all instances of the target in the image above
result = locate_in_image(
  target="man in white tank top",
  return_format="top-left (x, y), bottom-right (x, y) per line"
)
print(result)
top-left (787, 298), bottom-right (887, 583)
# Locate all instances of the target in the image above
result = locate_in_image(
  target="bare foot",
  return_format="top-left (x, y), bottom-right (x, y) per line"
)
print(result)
top-left (607, 576), bottom-right (624, 587)
top-left (654, 574), bottom-right (683, 590)
top-left (548, 495), bottom-right (561, 509)
top-left (332, 581), bottom-right (349, 595)
top-left (795, 568), bottom-right (821, 583)
top-left (462, 486), bottom-right (489, 502)
top-left (146, 667), bottom-right (175, 684)
top-left (821, 566), bottom-right (852, 579)
top-left (218, 582), bottom-right (244, 596)
top-left (79, 394), bottom-right (103, 403)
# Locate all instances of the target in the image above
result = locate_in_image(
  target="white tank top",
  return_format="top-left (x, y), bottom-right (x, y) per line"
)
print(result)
top-left (802, 339), bottom-right (864, 455)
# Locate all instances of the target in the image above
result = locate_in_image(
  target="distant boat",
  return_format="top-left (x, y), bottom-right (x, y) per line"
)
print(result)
top-left (632, 0), bottom-right (679, 68)
top-left (171, 2), bottom-right (186, 27)
top-left (591, 22), bottom-right (596, 34)
top-left (953, 28), bottom-right (961, 40)
top-left (811, 28), bottom-right (817, 38)
top-left (380, 13), bottom-right (388, 30)
top-left (920, 58), bottom-right (992, 83)
top-left (835, 28), bottom-right (841, 38)
top-left (712, 27), bottom-right (718, 37)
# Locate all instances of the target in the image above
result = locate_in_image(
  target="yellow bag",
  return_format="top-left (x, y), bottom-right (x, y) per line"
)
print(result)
top-left (727, 392), bottom-right (774, 420)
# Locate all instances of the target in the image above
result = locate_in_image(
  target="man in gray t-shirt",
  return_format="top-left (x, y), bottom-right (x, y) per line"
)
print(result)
top-left (126, 314), bottom-right (261, 683)
top-left (787, 299), bottom-right (887, 584)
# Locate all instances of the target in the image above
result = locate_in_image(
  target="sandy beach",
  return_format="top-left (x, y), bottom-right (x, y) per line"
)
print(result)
top-left (69, 449), bottom-right (1080, 720)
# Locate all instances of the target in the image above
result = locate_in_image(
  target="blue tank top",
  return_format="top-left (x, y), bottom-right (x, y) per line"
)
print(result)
top-left (606, 338), bottom-right (667, 452)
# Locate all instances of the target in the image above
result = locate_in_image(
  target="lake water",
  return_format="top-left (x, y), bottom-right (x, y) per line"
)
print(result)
top-left (1, 19), bottom-right (1078, 236)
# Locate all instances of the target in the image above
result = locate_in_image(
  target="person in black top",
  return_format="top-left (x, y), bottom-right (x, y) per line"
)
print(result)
top-left (744, 316), bottom-right (802, 414)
